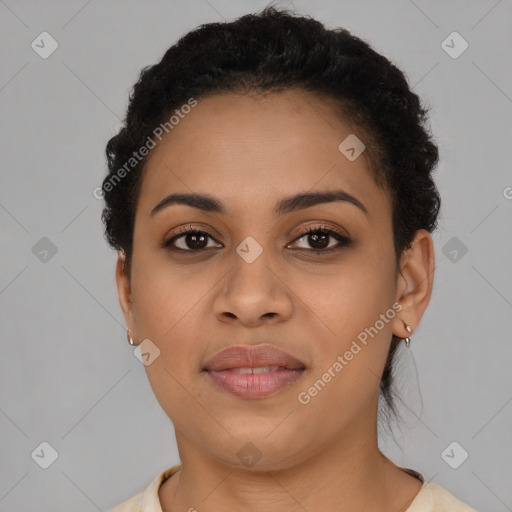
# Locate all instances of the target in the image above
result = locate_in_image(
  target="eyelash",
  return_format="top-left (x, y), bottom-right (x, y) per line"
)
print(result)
top-left (161, 224), bottom-right (351, 254)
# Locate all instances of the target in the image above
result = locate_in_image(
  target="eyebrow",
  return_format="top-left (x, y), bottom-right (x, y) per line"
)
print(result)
top-left (150, 189), bottom-right (368, 217)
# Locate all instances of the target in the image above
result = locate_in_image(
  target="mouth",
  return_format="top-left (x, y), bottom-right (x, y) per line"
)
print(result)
top-left (204, 366), bottom-right (306, 399)
top-left (202, 344), bottom-right (306, 399)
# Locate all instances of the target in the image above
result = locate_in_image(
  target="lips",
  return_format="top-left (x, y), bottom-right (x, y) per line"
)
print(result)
top-left (203, 344), bottom-right (306, 399)
top-left (203, 344), bottom-right (306, 372)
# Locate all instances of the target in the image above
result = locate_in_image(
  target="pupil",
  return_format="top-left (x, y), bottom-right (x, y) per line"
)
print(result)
top-left (309, 232), bottom-right (328, 249)
top-left (187, 233), bottom-right (207, 249)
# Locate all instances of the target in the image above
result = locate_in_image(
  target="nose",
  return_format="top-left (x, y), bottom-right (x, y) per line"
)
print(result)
top-left (212, 251), bottom-right (293, 327)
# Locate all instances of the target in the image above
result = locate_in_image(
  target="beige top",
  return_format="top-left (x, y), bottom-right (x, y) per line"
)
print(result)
top-left (108, 465), bottom-right (477, 512)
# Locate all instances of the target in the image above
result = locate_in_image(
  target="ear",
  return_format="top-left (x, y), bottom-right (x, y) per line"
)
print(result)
top-left (392, 229), bottom-right (435, 339)
top-left (115, 251), bottom-right (136, 340)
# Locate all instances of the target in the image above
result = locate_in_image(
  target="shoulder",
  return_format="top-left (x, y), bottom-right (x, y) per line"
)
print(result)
top-left (406, 482), bottom-right (477, 512)
top-left (107, 464), bottom-right (182, 512)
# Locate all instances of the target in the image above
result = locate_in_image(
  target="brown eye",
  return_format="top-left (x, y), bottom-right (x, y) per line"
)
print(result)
top-left (162, 229), bottom-right (221, 252)
top-left (289, 226), bottom-right (351, 252)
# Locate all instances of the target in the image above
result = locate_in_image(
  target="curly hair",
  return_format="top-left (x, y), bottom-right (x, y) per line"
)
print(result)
top-left (101, 5), bottom-right (440, 420)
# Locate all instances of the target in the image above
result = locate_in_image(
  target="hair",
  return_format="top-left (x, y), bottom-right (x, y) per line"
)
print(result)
top-left (101, 4), bottom-right (441, 421)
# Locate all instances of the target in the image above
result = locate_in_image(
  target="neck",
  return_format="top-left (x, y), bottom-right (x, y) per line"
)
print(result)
top-left (159, 419), bottom-right (422, 512)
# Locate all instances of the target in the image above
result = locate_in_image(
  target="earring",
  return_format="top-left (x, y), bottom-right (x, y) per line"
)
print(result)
top-left (403, 322), bottom-right (412, 347)
top-left (127, 329), bottom-right (135, 346)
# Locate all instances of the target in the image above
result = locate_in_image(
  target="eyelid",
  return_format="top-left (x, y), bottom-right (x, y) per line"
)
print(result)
top-left (292, 222), bottom-right (350, 240)
top-left (173, 223), bottom-right (221, 239)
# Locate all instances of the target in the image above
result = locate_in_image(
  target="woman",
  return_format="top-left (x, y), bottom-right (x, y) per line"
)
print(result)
top-left (103, 6), bottom-right (476, 511)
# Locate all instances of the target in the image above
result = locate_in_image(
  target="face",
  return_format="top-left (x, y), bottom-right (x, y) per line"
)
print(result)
top-left (116, 89), bottom-right (422, 470)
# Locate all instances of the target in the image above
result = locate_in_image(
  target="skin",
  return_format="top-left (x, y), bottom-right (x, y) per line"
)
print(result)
top-left (116, 89), bottom-right (435, 512)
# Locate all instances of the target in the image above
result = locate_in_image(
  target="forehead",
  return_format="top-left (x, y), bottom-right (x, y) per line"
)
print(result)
top-left (136, 89), bottom-right (390, 219)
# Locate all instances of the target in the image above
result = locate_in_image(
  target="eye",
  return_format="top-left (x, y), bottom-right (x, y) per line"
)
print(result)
top-left (162, 224), bottom-right (351, 254)
top-left (162, 226), bottom-right (222, 252)
top-left (288, 224), bottom-right (351, 253)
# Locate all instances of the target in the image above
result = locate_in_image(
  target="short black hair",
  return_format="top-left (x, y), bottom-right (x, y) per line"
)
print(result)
top-left (101, 5), bottom-right (440, 420)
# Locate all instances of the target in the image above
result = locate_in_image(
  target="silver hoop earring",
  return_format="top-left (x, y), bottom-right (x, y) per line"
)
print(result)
top-left (127, 329), bottom-right (135, 346)
top-left (403, 323), bottom-right (412, 347)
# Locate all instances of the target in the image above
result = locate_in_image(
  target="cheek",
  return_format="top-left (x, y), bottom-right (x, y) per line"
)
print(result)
top-left (130, 253), bottom-right (204, 339)
top-left (128, 258), bottom-right (207, 387)
top-left (296, 248), bottom-right (396, 342)
top-left (292, 245), bottom-right (397, 405)
top-left (129, 266), bottom-right (207, 425)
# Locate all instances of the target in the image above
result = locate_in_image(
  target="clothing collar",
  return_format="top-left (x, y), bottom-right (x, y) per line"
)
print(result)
top-left (139, 464), bottom-right (181, 512)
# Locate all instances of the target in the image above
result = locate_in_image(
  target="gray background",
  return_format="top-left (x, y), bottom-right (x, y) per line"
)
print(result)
top-left (1, 0), bottom-right (511, 510)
